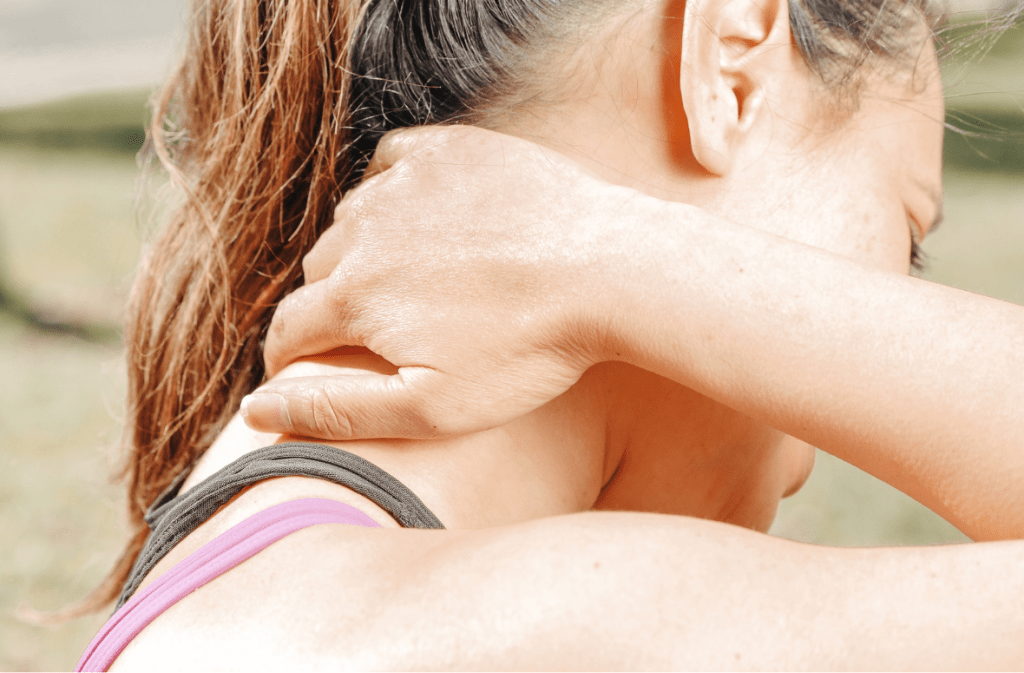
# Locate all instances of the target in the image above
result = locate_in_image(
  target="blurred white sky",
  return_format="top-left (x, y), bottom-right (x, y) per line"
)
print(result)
top-left (0, 0), bottom-right (1014, 109)
top-left (0, 0), bottom-right (187, 108)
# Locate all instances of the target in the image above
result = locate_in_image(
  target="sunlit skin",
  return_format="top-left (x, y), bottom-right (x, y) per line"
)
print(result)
top-left (108, 0), bottom-right (972, 668)
top-left (509, 0), bottom-right (945, 270)
top-left (184, 0), bottom-right (949, 534)
top-left (493, 0), bottom-right (946, 526)
top-left (164, 0), bottom-right (942, 588)
top-left (224, 0), bottom-right (946, 530)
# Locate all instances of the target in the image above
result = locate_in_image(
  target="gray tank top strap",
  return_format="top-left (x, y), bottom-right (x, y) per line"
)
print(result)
top-left (116, 442), bottom-right (444, 610)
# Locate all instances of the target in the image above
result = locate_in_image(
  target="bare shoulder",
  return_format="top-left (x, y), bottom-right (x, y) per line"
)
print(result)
top-left (108, 508), bottom-right (1024, 670)
top-left (112, 512), bottom-right (778, 670)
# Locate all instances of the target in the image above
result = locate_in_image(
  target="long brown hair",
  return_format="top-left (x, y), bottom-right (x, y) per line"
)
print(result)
top-left (84, 0), bottom-right (946, 613)
top-left (82, 0), bottom-right (366, 612)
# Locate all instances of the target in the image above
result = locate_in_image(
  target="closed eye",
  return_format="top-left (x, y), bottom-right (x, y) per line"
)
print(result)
top-left (910, 237), bottom-right (928, 274)
top-left (907, 213), bottom-right (929, 275)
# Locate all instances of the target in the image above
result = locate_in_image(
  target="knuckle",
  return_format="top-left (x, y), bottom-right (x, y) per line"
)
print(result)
top-left (308, 385), bottom-right (353, 439)
top-left (378, 129), bottom-right (403, 150)
top-left (377, 127), bottom-right (405, 147)
top-left (333, 185), bottom-right (362, 221)
top-left (341, 188), bottom-right (366, 217)
top-left (324, 267), bottom-right (352, 300)
top-left (267, 298), bottom-right (291, 340)
top-left (426, 124), bottom-right (466, 147)
top-left (335, 190), bottom-right (352, 216)
top-left (303, 239), bottom-right (343, 284)
top-left (337, 182), bottom-right (374, 219)
top-left (332, 196), bottom-right (348, 220)
top-left (342, 190), bottom-right (384, 235)
top-left (301, 250), bottom-right (320, 282)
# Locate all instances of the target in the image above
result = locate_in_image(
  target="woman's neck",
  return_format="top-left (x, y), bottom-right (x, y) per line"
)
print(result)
top-left (183, 351), bottom-right (613, 529)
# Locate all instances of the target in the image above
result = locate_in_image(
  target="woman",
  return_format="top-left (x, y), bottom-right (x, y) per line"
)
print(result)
top-left (80, 0), bottom-right (1024, 667)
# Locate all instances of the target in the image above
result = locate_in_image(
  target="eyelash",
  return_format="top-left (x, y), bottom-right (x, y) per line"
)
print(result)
top-left (907, 212), bottom-right (929, 274)
top-left (910, 238), bottom-right (928, 274)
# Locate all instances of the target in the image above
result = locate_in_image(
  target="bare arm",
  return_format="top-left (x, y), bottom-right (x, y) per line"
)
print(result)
top-left (384, 515), bottom-right (1022, 669)
top-left (246, 126), bottom-right (1024, 541)
top-left (603, 200), bottom-right (1024, 540)
top-left (114, 508), bottom-right (1024, 670)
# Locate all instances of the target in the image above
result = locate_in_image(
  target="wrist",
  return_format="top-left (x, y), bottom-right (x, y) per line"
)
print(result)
top-left (580, 190), bottom-right (699, 370)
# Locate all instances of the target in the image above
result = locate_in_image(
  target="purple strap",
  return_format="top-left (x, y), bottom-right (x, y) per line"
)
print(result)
top-left (76, 498), bottom-right (380, 672)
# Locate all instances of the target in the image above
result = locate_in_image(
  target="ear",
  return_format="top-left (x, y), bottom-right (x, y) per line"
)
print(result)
top-left (680, 0), bottom-right (789, 175)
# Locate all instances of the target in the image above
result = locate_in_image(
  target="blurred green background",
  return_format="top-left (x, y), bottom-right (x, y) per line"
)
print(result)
top-left (1, 7), bottom-right (1023, 671)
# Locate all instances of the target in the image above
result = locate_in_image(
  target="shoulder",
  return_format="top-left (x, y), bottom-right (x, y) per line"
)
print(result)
top-left (111, 509), bottom-right (808, 669)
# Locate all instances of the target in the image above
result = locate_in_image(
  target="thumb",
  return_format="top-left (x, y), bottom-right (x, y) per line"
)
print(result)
top-left (239, 370), bottom-right (448, 440)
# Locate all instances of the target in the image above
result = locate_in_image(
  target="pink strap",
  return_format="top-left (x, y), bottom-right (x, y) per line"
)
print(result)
top-left (76, 498), bottom-right (380, 672)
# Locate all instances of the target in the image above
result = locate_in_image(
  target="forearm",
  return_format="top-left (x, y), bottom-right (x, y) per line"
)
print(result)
top-left (252, 125), bottom-right (1023, 541)
top-left (605, 200), bottom-right (1024, 540)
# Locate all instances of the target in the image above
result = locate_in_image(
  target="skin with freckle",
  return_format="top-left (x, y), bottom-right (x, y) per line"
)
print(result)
top-left (249, 1), bottom-right (945, 527)
top-left (94, 0), bottom-right (1024, 668)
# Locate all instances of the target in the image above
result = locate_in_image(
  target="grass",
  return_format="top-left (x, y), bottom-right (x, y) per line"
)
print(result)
top-left (0, 90), bottom-right (151, 155)
top-left (0, 315), bottom-right (125, 671)
top-left (0, 144), bottom-right (142, 670)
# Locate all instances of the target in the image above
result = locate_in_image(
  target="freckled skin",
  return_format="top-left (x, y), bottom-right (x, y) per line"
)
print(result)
top-left (109, 0), bottom-right (1011, 669)
top-left (190, 0), bottom-right (943, 579)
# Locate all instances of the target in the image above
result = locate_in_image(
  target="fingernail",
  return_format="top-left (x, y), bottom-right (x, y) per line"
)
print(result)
top-left (240, 393), bottom-right (291, 431)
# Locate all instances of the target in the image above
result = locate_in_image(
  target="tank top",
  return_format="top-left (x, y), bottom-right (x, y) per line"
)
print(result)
top-left (76, 442), bottom-right (445, 672)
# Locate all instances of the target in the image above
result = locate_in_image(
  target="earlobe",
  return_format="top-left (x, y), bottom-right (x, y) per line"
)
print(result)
top-left (679, 0), bottom-right (787, 176)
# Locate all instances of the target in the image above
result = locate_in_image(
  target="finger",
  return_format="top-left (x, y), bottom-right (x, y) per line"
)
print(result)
top-left (239, 370), bottom-right (454, 440)
top-left (364, 124), bottom-right (477, 178)
top-left (302, 221), bottom-right (348, 283)
top-left (264, 278), bottom-right (359, 377)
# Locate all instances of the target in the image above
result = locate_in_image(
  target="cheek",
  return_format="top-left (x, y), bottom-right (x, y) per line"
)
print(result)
top-left (812, 189), bottom-right (913, 273)
top-left (849, 205), bottom-right (913, 273)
